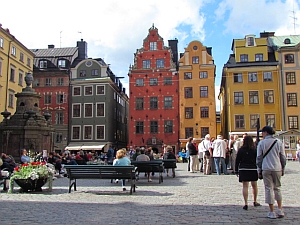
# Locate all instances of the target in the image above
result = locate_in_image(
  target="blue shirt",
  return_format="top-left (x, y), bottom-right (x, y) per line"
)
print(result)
top-left (21, 155), bottom-right (30, 163)
top-left (113, 157), bottom-right (130, 166)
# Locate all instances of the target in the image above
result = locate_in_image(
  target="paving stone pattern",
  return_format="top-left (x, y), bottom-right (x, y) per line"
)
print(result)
top-left (0, 161), bottom-right (299, 225)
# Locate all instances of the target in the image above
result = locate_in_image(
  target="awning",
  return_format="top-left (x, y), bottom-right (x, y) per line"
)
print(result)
top-left (65, 142), bottom-right (106, 151)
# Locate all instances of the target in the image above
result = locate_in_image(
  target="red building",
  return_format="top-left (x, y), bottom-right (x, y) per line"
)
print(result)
top-left (128, 25), bottom-right (179, 153)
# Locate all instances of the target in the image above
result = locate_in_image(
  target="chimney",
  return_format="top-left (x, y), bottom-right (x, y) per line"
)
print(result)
top-left (260, 31), bottom-right (275, 38)
top-left (48, 44), bottom-right (55, 49)
top-left (77, 39), bottom-right (88, 59)
top-left (168, 38), bottom-right (178, 68)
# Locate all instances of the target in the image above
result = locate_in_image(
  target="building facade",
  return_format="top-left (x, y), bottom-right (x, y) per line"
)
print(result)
top-left (219, 32), bottom-right (281, 139)
top-left (0, 25), bottom-right (35, 115)
top-left (128, 25), bottom-right (179, 153)
top-left (178, 40), bottom-right (216, 148)
top-left (67, 58), bottom-right (129, 152)
top-left (31, 40), bottom-right (85, 152)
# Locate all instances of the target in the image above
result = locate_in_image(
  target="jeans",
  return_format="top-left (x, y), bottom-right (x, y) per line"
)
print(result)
top-left (214, 157), bottom-right (229, 175)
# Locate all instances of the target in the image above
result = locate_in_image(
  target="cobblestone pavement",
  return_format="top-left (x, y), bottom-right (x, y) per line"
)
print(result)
top-left (0, 161), bottom-right (299, 225)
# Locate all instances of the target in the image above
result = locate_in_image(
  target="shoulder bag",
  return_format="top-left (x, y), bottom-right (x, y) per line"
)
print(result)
top-left (259, 140), bottom-right (277, 179)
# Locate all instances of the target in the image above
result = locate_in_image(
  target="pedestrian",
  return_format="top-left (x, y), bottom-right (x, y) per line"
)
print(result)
top-left (232, 135), bottom-right (242, 174)
top-left (188, 138), bottom-right (198, 173)
top-left (186, 137), bottom-right (192, 171)
top-left (235, 135), bottom-right (261, 210)
top-left (296, 140), bottom-right (300, 165)
top-left (212, 135), bottom-right (229, 175)
top-left (256, 126), bottom-right (286, 219)
top-left (200, 134), bottom-right (213, 175)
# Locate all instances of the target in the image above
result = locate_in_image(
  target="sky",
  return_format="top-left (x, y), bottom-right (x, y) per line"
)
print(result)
top-left (1, 0), bottom-right (300, 110)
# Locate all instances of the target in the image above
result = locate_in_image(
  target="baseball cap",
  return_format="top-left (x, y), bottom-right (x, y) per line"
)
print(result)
top-left (259, 126), bottom-right (275, 135)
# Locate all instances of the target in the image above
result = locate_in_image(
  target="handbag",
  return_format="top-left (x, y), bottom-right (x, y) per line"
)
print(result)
top-left (259, 140), bottom-right (277, 179)
top-left (202, 141), bottom-right (210, 156)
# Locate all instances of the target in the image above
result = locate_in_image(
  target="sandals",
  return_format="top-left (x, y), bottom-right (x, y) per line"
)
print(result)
top-left (253, 202), bottom-right (261, 207)
top-left (243, 205), bottom-right (248, 210)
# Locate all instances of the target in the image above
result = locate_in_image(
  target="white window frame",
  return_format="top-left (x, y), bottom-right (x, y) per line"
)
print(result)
top-left (71, 126), bottom-right (81, 140)
top-left (39, 60), bottom-right (47, 68)
top-left (248, 72), bottom-right (257, 82)
top-left (84, 86), bottom-right (93, 96)
top-left (83, 125), bottom-right (93, 140)
top-left (84, 103), bottom-right (93, 118)
top-left (95, 125), bottom-right (105, 140)
top-left (96, 102), bottom-right (105, 117)
top-left (150, 42), bottom-right (157, 50)
top-left (20, 52), bottom-right (24, 62)
top-left (96, 85), bottom-right (105, 95)
top-left (11, 46), bottom-right (16, 56)
top-left (73, 86), bottom-right (81, 96)
top-left (8, 91), bottom-right (14, 108)
top-left (58, 59), bottom-right (66, 68)
top-left (18, 70), bottom-right (24, 86)
top-left (45, 78), bottom-right (52, 86)
top-left (72, 103), bottom-right (81, 118)
top-left (0, 37), bottom-right (3, 48)
top-left (0, 58), bottom-right (2, 76)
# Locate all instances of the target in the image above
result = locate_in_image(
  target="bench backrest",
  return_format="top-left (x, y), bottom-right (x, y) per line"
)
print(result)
top-left (64, 165), bottom-right (135, 180)
top-left (162, 159), bottom-right (177, 168)
top-left (131, 160), bottom-right (163, 172)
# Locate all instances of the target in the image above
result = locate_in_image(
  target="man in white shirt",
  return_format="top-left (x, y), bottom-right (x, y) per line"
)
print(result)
top-left (199, 134), bottom-right (213, 175)
top-left (212, 135), bottom-right (229, 175)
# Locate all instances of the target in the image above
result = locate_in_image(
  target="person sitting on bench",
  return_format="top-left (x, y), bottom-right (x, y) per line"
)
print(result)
top-left (136, 148), bottom-right (151, 182)
top-left (113, 149), bottom-right (131, 191)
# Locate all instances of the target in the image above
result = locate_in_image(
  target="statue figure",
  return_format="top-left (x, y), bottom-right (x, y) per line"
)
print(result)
top-left (25, 72), bottom-right (33, 88)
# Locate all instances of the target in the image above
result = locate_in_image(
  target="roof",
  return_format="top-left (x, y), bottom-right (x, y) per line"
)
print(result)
top-left (268, 35), bottom-right (300, 48)
top-left (31, 47), bottom-right (78, 57)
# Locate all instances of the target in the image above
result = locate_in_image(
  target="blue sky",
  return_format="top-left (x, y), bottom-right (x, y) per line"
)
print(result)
top-left (1, 0), bottom-right (300, 110)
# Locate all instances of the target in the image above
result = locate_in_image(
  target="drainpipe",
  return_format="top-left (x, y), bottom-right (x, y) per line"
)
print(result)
top-left (5, 40), bottom-right (13, 110)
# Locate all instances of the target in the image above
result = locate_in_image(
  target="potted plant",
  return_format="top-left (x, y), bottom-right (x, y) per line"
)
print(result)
top-left (8, 162), bottom-right (55, 193)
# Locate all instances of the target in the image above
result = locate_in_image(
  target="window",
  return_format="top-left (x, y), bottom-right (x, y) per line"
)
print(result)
top-left (250, 114), bottom-right (260, 128)
top-left (192, 56), bottom-right (199, 64)
top-left (200, 71), bottom-right (208, 79)
top-left (150, 97), bottom-right (158, 109)
top-left (56, 94), bottom-right (66, 104)
top-left (73, 87), bottom-right (81, 96)
top-left (18, 71), bottom-right (23, 86)
top-left (185, 107), bottom-right (193, 119)
top-left (249, 91), bottom-right (259, 104)
top-left (57, 78), bottom-right (64, 86)
top-left (0, 59), bottom-right (2, 76)
top-left (200, 86), bottom-right (208, 98)
top-left (27, 58), bottom-right (31, 66)
top-left (96, 125), bottom-right (105, 139)
top-left (39, 60), bottom-right (47, 68)
top-left (263, 72), bottom-right (272, 82)
top-left (201, 127), bottom-right (209, 138)
top-left (164, 77), bottom-right (172, 85)
top-left (34, 79), bottom-right (40, 87)
top-left (96, 103), bottom-right (105, 117)
top-left (84, 103), bottom-right (93, 117)
top-left (200, 107), bottom-right (209, 118)
top-left (10, 67), bottom-right (15, 82)
top-left (45, 78), bottom-right (52, 86)
top-left (0, 37), bottom-right (3, 48)
top-left (156, 59), bottom-right (164, 68)
top-left (84, 86), bottom-right (92, 95)
top-left (58, 59), bottom-right (66, 68)
top-left (56, 133), bottom-right (63, 143)
top-left (234, 92), bottom-right (244, 104)
top-left (285, 54), bottom-right (294, 63)
top-left (142, 60), bottom-right (150, 68)
top-left (79, 70), bottom-right (86, 77)
top-left (150, 78), bottom-right (158, 86)
top-left (184, 72), bottom-right (192, 79)
top-left (84, 126), bottom-right (92, 139)
top-left (150, 42), bottom-right (157, 50)
top-left (240, 54), bottom-right (248, 62)
top-left (164, 96), bottom-right (172, 109)
top-left (72, 104), bottom-right (81, 117)
top-left (184, 87), bottom-right (193, 98)
top-left (235, 115), bottom-right (245, 129)
top-left (55, 112), bottom-right (64, 125)
top-left (136, 78), bottom-right (144, 86)
top-left (72, 126), bottom-right (80, 140)
top-left (11, 46), bottom-right (16, 56)
top-left (264, 90), bottom-right (274, 104)
top-left (164, 120), bottom-right (173, 133)
top-left (8, 92), bottom-right (14, 108)
top-left (150, 121), bottom-right (158, 133)
top-left (44, 94), bottom-right (52, 104)
top-left (287, 93), bottom-right (297, 106)
top-left (255, 54), bottom-right (263, 61)
top-left (91, 69), bottom-right (99, 76)
top-left (233, 73), bottom-right (243, 83)
top-left (247, 37), bottom-right (254, 46)
top-left (136, 98), bottom-right (144, 110)
top-left (265, 114), bottom-right (275, 127)
top-left (248, 72), bottom-right (257, 82)
top-left (136, 121), bottom-right (144, 134)
top-left (288, 116), bottom-right (298, 129)
top-left (185, 128), bottom-right (193, 139)
top-left (286, 72), bottom-right (296, 84)
top-left (20, 52), bottom-right (24, 62)
top-left (96, 85), bottom-right (105, 95)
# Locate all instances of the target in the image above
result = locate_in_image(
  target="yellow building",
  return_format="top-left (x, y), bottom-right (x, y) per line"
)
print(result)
top-left (220, 32), bottom-right (282, 139)
top-left (178, 40), bottom-right (216, 147)
top-left (0, 26), bottom-right (34, 115)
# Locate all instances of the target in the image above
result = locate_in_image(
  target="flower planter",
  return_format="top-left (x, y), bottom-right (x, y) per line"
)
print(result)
top-left (14, 178), bottom-right (48, 192)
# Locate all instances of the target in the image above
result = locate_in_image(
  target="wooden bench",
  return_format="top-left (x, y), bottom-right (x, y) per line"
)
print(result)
top-left (131, 160), bottom-right (164, 183)
top-left (162, 159), bottom-right (177, 178)
top-left (64, 165), bottom-right (136, 194)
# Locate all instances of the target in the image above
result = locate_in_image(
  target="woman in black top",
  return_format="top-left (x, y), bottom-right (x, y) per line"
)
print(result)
top-left (235, 136), bottom-right (261, 210)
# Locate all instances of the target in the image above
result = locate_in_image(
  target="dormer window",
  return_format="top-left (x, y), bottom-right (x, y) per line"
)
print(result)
top-left (58, 59), bottom-right (66, 68)
top-left (245, 35), bottom-right (256, 47)
top-left (285, 54), bottom-right (294, 63)
top-left (39, 60), bottom-right (47, 68)
top-left (284, 38), bottom-right (291, 44)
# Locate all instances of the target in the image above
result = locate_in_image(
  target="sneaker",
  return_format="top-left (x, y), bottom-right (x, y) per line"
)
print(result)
top-left (114, 179), bottom-right (119, 183)
top-left (267, 212), bottom-right (277, 219)
top-left (59, 174), bottom-right (64, 178)
top-left (59, 170), bottom-right (65, 174)
top-left (277, 209), bottom-right (284, 218)
top-left (148, 179), bottom-right (152, 182)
